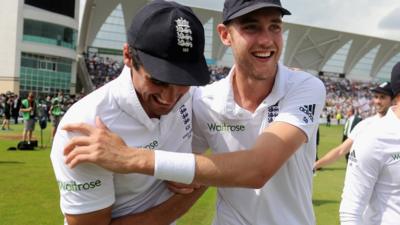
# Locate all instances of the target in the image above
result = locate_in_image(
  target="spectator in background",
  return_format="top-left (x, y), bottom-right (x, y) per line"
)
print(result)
top-left (49, 92), bottom-right (65, 137)
top-left (326, 112), bottom-right (332, 126)
top-left (37, 98), bottom-right (49, 131)
top-left (11, 94), bottom-right (21, 124)
top-left (1, 93), bottom-right (13, 130)
top-left (45, 95), bottom-right (52, 122)
top-left (336, 111), bottom-right (342, 125)
top-left (20, 92), bottom-right (37, 144)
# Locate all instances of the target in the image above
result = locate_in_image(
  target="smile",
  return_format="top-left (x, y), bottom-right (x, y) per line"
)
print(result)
top-left (253, 51), bottom-right (275, 59)
top-left (152, 95), bottom-right (174, 107)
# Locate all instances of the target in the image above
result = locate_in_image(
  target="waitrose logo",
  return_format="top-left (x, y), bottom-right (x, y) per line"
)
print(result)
top-left (207, 123), bottom-right (245, 132)
top-left (58, 180), bottom-right (102, 192)
top-left (392, 153), bottom-right (400, 161)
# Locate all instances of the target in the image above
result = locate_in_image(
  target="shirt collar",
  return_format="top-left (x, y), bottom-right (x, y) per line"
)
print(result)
top-left (223, 63), bottom-right (288, 117)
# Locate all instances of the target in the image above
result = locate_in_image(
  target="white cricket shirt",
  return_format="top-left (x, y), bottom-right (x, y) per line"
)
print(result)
top-left (51, 66), bottom-right (193, 223)
top-left (192, 64), bottom-right (326, 225)
top-left (340, 107), bottom-right (400, 225)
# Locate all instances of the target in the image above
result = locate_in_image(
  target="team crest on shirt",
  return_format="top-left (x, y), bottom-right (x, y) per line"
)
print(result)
top-left (179, 104), bottom-right (192, 139)
top-left (266, 102), bottom-right (279, 123)
top-left (299, 104), bottom-right (316, 123)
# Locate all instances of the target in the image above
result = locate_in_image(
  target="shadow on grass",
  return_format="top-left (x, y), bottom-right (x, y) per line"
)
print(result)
top-left (0, 161), bottom-right (25, 164)
top-left (313, 199), bottom-right (339, 206)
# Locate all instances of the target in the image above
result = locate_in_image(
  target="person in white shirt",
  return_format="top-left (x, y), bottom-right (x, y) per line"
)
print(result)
top-left (50, 1), bottom-right (210, 225)
top-left (339, 61), bottom-right (400, 225)
top-left (314, 82), bottom-right (394, 170)
top-left (61, 1), bottom-right (326, 224)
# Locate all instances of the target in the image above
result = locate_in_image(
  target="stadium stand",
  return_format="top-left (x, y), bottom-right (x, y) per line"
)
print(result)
top-left (80, 57), bottom-right (377, 124)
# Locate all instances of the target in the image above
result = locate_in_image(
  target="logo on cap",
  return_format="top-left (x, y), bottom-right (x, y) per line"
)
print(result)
top-left (175, 17), bottom-right (193, 52)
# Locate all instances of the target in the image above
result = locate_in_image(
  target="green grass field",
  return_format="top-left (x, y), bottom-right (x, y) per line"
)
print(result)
top-left (0, 123), bottom-right (345, 225)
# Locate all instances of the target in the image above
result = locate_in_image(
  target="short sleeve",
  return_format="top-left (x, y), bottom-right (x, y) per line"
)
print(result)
top-left (50, 128), bottom-right (115, 215)
top-left (274, 76), bottom-right (326, 141)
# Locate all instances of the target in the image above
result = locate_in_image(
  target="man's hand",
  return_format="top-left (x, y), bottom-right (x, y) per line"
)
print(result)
top-left (63, 116), bottom-right (136, 173)
top-left (166, 181), bottom-right (202, 194)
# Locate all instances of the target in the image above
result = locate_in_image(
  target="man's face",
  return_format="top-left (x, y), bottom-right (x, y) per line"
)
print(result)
top-left (372, 92), bottom-right (392, 115)
top-left (131, 66), bottom-right (190, 118)
top-left (221, 8), bottom-right (283, 80)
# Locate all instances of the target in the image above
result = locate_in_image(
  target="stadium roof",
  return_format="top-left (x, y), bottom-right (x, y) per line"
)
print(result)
top-left (79, 0), bottom-right (400, 81)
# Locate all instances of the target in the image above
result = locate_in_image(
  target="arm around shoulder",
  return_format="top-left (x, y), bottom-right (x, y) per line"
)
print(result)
top-left (193, 121), bottom-right (307, 188)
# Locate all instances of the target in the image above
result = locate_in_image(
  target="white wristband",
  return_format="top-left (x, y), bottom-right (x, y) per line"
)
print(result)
top-left (154, 150), bottom-right (195, 184)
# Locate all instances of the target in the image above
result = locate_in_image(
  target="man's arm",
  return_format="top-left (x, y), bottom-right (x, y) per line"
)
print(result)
top-left (111, 186), bottom-right (207, 225)
top-left (314, 138), bottom-right (353, 170)
top-left (63, 118), bottom-right (306, 188)
top-left (65, 187), bottom-right (206, 225)
top-left (191, 121), bottom-right (306, 187)
top-left (65, 207), bottom-right (112, 225)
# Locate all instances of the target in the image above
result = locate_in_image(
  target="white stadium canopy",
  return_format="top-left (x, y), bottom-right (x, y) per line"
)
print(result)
top-left (78, 0), bottom-right (400, 82)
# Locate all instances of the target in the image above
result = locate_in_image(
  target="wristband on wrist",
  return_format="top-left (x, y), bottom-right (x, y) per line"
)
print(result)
top-left (154, 150), bottom-right (195, 184)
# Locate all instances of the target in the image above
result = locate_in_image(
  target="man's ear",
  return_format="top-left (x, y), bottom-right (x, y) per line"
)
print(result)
top-left (123, 43), bottom-right (133, 68)
top-left (217, 24), bottom-right (231, 46)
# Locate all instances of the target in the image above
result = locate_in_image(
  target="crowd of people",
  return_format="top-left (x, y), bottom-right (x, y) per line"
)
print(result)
top-left (0, 90), bottom-right (83, 144)
top-left (321, 76), bottom-right (377, 122)
top-left (0, 91), bottom-right (22, 130)
top-left (84, 53), bottom-right (123, 89)
top-left (208, 65), bottom-right (230, 82)
top-left (85, 53), bottom-right (231, 87)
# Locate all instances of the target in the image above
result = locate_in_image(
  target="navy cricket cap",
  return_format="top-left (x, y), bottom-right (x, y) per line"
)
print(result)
top-left (391, 61), bottom-right (400, 97)
top-left (127, 0), bottom-right (210, 86)
top-left (222, 0), bottom-right (291, 24)
top-left (371, 82), bottom-right (394, 98)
